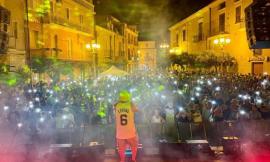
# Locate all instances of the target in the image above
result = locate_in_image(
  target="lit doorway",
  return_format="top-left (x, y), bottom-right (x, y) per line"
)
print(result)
top-left (252, 62), bottom-right (263, 75)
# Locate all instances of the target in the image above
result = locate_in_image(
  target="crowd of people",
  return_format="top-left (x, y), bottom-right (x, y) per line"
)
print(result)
top-left (1, 70), bottom-right (270, 144)
top-left (172, 72), bottom-right (270, 124)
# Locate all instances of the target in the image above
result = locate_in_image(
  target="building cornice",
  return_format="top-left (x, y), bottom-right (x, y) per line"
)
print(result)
top-left (72, 0), bottom-right (94, 9)
top-left (96, 25), bottom-right (124, 37)
top-left (44, 23), bottom-right (93, 37)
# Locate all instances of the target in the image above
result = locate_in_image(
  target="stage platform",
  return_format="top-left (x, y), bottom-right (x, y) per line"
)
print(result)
top-left (104, 157), bottom-right (222, 162)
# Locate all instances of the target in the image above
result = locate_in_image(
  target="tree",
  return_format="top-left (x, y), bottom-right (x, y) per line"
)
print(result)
top-left (209, 54), bottom-right (219, 72)
top-left (195, 54), bottom-right (207, 70)
top-left (0, 63), bottom-right (9, 73)
top-left (222, 53), bottom-right (237, 73)
top-left (17, 65), bottom-right (31, 84)
top-left (47, 58), bottom-right (73, 83)
top-left (30, 57), bottom-right (54, 81)
top-left (31, 57), bottom-right (73, 83)
top-left (185, 53), bottom-right (197, 69)
top-left (167, 51), bottom-right (237, 73)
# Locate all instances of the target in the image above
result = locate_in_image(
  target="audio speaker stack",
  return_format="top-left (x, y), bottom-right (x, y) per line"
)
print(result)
top-left (245, 0), bottom-right (270, 49)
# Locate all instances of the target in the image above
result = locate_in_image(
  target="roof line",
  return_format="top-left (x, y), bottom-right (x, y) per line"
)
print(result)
top-left (169, 0), bottom-right (222, 30)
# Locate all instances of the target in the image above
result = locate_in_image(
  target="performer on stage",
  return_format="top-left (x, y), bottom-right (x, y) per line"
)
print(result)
top-left (114, 90), bottom-right (138, 162)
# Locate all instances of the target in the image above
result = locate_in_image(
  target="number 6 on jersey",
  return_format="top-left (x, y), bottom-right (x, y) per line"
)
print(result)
top-left (120, 114), bottom-right (128, 125)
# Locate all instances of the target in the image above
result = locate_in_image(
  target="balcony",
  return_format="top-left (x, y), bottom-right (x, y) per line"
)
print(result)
top-left (209, 19), bottom-right (230, 37)
top-left (193, 34), bottom-right (205, 42)
top-left (30, 48), bottom-right (62, 58)
top-left (44, 16), bottom-right (93, 34)
top-left (171, 42), bottom-right (179, 47)
top-left (240, 21), bottom-right (245, 28)
top-left (209, 26), bottom-right (230, 37)
top-left (235, 18), bottom-right (245, 29)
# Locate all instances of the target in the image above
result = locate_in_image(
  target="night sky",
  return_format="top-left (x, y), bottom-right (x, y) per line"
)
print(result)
top-left (94, 0), bottom-right (213, 40)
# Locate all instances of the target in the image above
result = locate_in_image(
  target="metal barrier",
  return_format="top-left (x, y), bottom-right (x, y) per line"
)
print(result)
top-left (177, 120), bottom-right (270, 145)
top-left (50, 120), bottom-right (270, 148)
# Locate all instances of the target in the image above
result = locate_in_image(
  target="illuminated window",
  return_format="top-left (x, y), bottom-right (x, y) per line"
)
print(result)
top-left (235, 6), bottom-right (241, 23)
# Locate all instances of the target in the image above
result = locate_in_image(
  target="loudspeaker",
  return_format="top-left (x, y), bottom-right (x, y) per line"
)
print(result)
top-left (0, 31), bottom-right (9, 54)
top-left (72, 145), bottom-right (105, 162)
top-left (222, 137), bottom-right (241, 155)
top-left (245, 0), bottom-right (270, 49)
top-left (46, 144), bottom-right (105, 162)
top-left (186, 140), bottom-right (215, 157)
top-left (0, 6), bottom-right (10, 24)
top-left (159, 140), bottom-right (214, 160)
top-left (159, 142), bottom-right (189, 159)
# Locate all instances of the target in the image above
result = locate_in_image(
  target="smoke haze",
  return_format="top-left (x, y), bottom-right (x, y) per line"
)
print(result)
top-left (94, 0), bottom-right (213, 40)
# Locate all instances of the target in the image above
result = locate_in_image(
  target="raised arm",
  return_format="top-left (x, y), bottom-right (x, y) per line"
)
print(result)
top-left (131, 102), bottom-right (139, 112)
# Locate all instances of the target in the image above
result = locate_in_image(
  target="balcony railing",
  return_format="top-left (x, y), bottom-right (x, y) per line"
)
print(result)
top-left (236, 19), bottom-right (245, 29)
top-left (30, 48), bottom-right (62, 58)
top-left (44, 16), bottom-right (93, 34)
top-left (171, 42), bottom-right (178, 47)
top-left (209, 19), bottom-right (230, 36)
top-left (193, 34), bottom-right (205, 42)
top-left (209, 26), bottom-right (230, 37)
top-left (119, 51), bottom-right (125, 57)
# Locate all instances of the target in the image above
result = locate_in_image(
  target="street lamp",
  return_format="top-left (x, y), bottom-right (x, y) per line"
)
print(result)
top-left (86, 43), bottom-right (101, 78)
top-left (160, 43), bottom-right (169, 49)
top-left (86, 43), bottom-right (100, 50)
top-left (86, 44), bottom-right (91, 49)
top-left (213, 37), bottom-right (231, 72)
top-left (213, 37), bottom-right (231, 46)
top-left (92, 43), bottom-right (101, 49)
